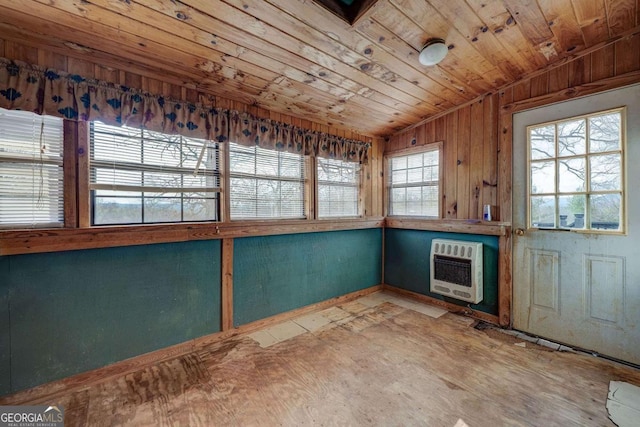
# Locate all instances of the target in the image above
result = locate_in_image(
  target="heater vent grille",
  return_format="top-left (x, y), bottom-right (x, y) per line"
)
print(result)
top-left (430, 239), bottom-right (483, 303)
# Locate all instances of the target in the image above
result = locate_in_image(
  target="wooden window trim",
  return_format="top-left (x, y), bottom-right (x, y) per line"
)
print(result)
top-left (384, 142), bottom-right (444, 218)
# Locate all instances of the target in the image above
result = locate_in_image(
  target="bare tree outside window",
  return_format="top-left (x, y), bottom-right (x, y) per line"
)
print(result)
top-left (90, 121), bottom-right (220, 225)
top-left (527, 109), bottom-right (624, 232)
top-left (387, 145), bottom-right (441, 217)
top-left (228, 143), bottom-right (305, 219)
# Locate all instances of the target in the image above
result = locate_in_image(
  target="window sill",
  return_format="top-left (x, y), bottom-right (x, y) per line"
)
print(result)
top-left (0, 217), bottom-right (385, 256)
top-left (385, 217), bottom-right (510, 236)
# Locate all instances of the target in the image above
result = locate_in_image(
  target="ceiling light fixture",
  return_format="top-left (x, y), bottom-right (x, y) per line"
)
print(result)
top-left (419, 38), bottom-right (448, 66)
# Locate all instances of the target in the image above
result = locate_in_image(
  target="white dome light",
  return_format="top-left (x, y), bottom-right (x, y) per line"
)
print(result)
top-left (419, 38), bottom-right (448, 66)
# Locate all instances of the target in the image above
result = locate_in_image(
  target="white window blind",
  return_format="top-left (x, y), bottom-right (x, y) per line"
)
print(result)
top-left (388, 147), bottom-right (440, 217)
top-left (0, 108), bottom-right (64, 228)
top-left (317, 157), bottom-right (360, 218)
top-left (229, 142), bottom-right (306, 219)
top-left (90, 121), bottom-right (220, 225)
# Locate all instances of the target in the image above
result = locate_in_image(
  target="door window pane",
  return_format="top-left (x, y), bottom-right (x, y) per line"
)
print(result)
top-left (558, 119), bottom-right (586, 156)
top-left (559, 157), bottom-right (586, 193)
top-left (527, 109), bottom-right (624, 232)
top-left (531, 161), bottom-right (555, 194)
top-left (530, 125), bottom-right (555, 160)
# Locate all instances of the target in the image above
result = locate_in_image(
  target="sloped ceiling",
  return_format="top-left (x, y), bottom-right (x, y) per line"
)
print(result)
top-left (0, 0), bottom-right (638, 136)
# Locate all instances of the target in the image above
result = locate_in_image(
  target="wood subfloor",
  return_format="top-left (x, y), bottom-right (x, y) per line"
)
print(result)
top-left (3, 292), bottom-right (640, 426)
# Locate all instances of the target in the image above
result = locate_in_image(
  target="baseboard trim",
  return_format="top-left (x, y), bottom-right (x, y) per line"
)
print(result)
top-left (382, 284), bottom-right (500, 325)
top-left (0, 284), bottom-right (383, 404)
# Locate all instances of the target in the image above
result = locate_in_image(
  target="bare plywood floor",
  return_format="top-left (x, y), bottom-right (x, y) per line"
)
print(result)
top-left (4, 292), bottom-right (640, 426)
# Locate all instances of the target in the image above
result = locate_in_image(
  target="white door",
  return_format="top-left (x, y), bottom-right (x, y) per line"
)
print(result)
top-left (513, 83), bottom-right (640, 365)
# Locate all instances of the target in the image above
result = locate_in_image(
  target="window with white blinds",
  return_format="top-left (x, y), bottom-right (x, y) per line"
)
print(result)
top-left (317, 157), bottom-right (360, 218)
top-left (90, 121), bottom-right (220, 225)
top-left (0, 108), bottom-right (64, 228)
top-left (229, 142), bottom-right (306, 219)
top-left (388, 146), bottom-right (441, 217)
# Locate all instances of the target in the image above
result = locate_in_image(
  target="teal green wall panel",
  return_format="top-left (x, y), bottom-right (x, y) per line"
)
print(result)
top-left (0, 257), bottom-right (10, 396)
top-left (384, 228), bottom-right (498, 315)
top-left (233, 229), bottom-right (382, 326)
top-left (1, 240), bottom-right (221, 394)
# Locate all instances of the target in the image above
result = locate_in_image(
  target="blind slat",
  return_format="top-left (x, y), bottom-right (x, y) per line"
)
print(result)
top-left (317, 157), bottom-right (360, 218)
top-left (0, 109), bottom-right (64, 227)
top-left (90, 121), bottom-right (220, 224)
top-left (229, 142), bottom-right (305, 220)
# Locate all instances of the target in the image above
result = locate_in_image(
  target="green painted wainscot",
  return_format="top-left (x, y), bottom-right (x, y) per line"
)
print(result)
top-left (384, 228), bottom-right (499, 316)
top-left (0, 228), bottom-right (383, 396)
top-left (233, 228), bottom-right (383, 326)
top-left (0, 240), bottom-right (222, 395)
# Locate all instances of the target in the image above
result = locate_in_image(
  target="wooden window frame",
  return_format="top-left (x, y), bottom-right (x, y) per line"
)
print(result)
top-left (384, 142), bottom-right (443, 219)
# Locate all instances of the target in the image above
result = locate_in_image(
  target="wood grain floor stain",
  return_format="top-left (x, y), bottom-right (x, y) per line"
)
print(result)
top-left (3, 298), bottom-right (640, 426)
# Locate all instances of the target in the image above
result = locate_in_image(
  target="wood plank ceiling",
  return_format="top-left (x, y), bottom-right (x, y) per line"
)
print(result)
top-left (0, 0), bottom-right (638, 137)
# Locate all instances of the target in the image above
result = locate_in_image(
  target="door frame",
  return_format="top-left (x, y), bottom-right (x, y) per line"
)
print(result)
top-left (497, 71), bottom-right (640, 328)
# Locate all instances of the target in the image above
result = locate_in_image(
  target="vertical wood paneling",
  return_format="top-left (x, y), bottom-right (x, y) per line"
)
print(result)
top-left (222, 238), bottom-right (234, 331)
top-left (513, 79), bottom-right (531, 102)
top-left (76, 121), bottom-right (91, 228)
top-left (67, 57), bottom-right (96, 79)
top-left (124, 72), bottom-right (142, 91)
top-left (5, 41), bottom-right (38, 63)
top-left (37, 50), bottom-right (66, 71)
top-left (615, 34), bottom-right (640, 74)
top-left (372, 137), bottom-right (385, 217)
top-left (444, 110), bottom-right (459, 218)
top-left (498, 86), bottom-right (513, 223)
top-left (591, 44), bottom-right (616, 80)
top-left (482, 94), bottom-right (499, 215)
top-left (568, 55), bottom-right (591, 86)
top-left (456, 106), bottom-right (471, 219)
top-left (94, 64), bottom-right (118, 84)
top-left (530, 74), bottom-right (549, 98)
top-left (469, 100), bottom-right (484, 220)
top-left (0, 39), bottom-right (5, 57)
top-left (548, 63), bottom-right (570, 92)
top-left (63, 121), bottom-right (78, 228)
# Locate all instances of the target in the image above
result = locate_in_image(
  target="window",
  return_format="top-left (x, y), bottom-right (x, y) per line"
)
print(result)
top-left (0, 108), bottom-right (64, 228)
top-left (387, 145), bottom-right (441, 217)
top-left (527, 109), bottom-right (624, 232)
top-left (317, 157), bottom-right (360, 217)
top-left (90, 121), bottom-right (220, 225)
top-left (229, 142), bottom-right (306, 219)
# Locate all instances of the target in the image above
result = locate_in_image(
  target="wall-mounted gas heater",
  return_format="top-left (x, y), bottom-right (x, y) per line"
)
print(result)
top-left (430, 239), bottom-right (483, 304)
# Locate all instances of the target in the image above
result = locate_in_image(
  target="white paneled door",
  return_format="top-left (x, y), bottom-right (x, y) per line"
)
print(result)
top-left (513, 84), bottom-right (640, 365)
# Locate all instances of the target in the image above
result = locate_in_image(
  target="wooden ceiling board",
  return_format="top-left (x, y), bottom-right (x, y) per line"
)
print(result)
top-left (355, 17), bottom-right (495, 95)
top-left (264, 0), bottom-right (473, 106)
top-left (380, 0), bottom-right (509, 86)
top-left (606, 0), bottom-right (638, 36)
top-left (0, 0), bottom-right (638, 136)
top-left (536, 0), bottom-right (587, 54)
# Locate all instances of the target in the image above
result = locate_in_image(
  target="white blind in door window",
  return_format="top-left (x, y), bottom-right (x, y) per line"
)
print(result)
top-left (0, 108), bottom-right (64, 228)
top-left (229, 142), bottom-right (306, 219)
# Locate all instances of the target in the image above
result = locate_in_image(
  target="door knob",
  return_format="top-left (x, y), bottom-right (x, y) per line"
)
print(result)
top-left (515, 228), bottom-right (525, 236)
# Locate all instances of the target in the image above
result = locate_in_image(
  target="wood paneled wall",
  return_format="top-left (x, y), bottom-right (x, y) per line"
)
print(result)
top-left (386, 30), bottom-right (640, 327)
top-left (386, 30), bottom-right (640, 224)
top-left (0, 38), bottom-right (385, 217)
top-left (385, 94), bottom-right (499, 221)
